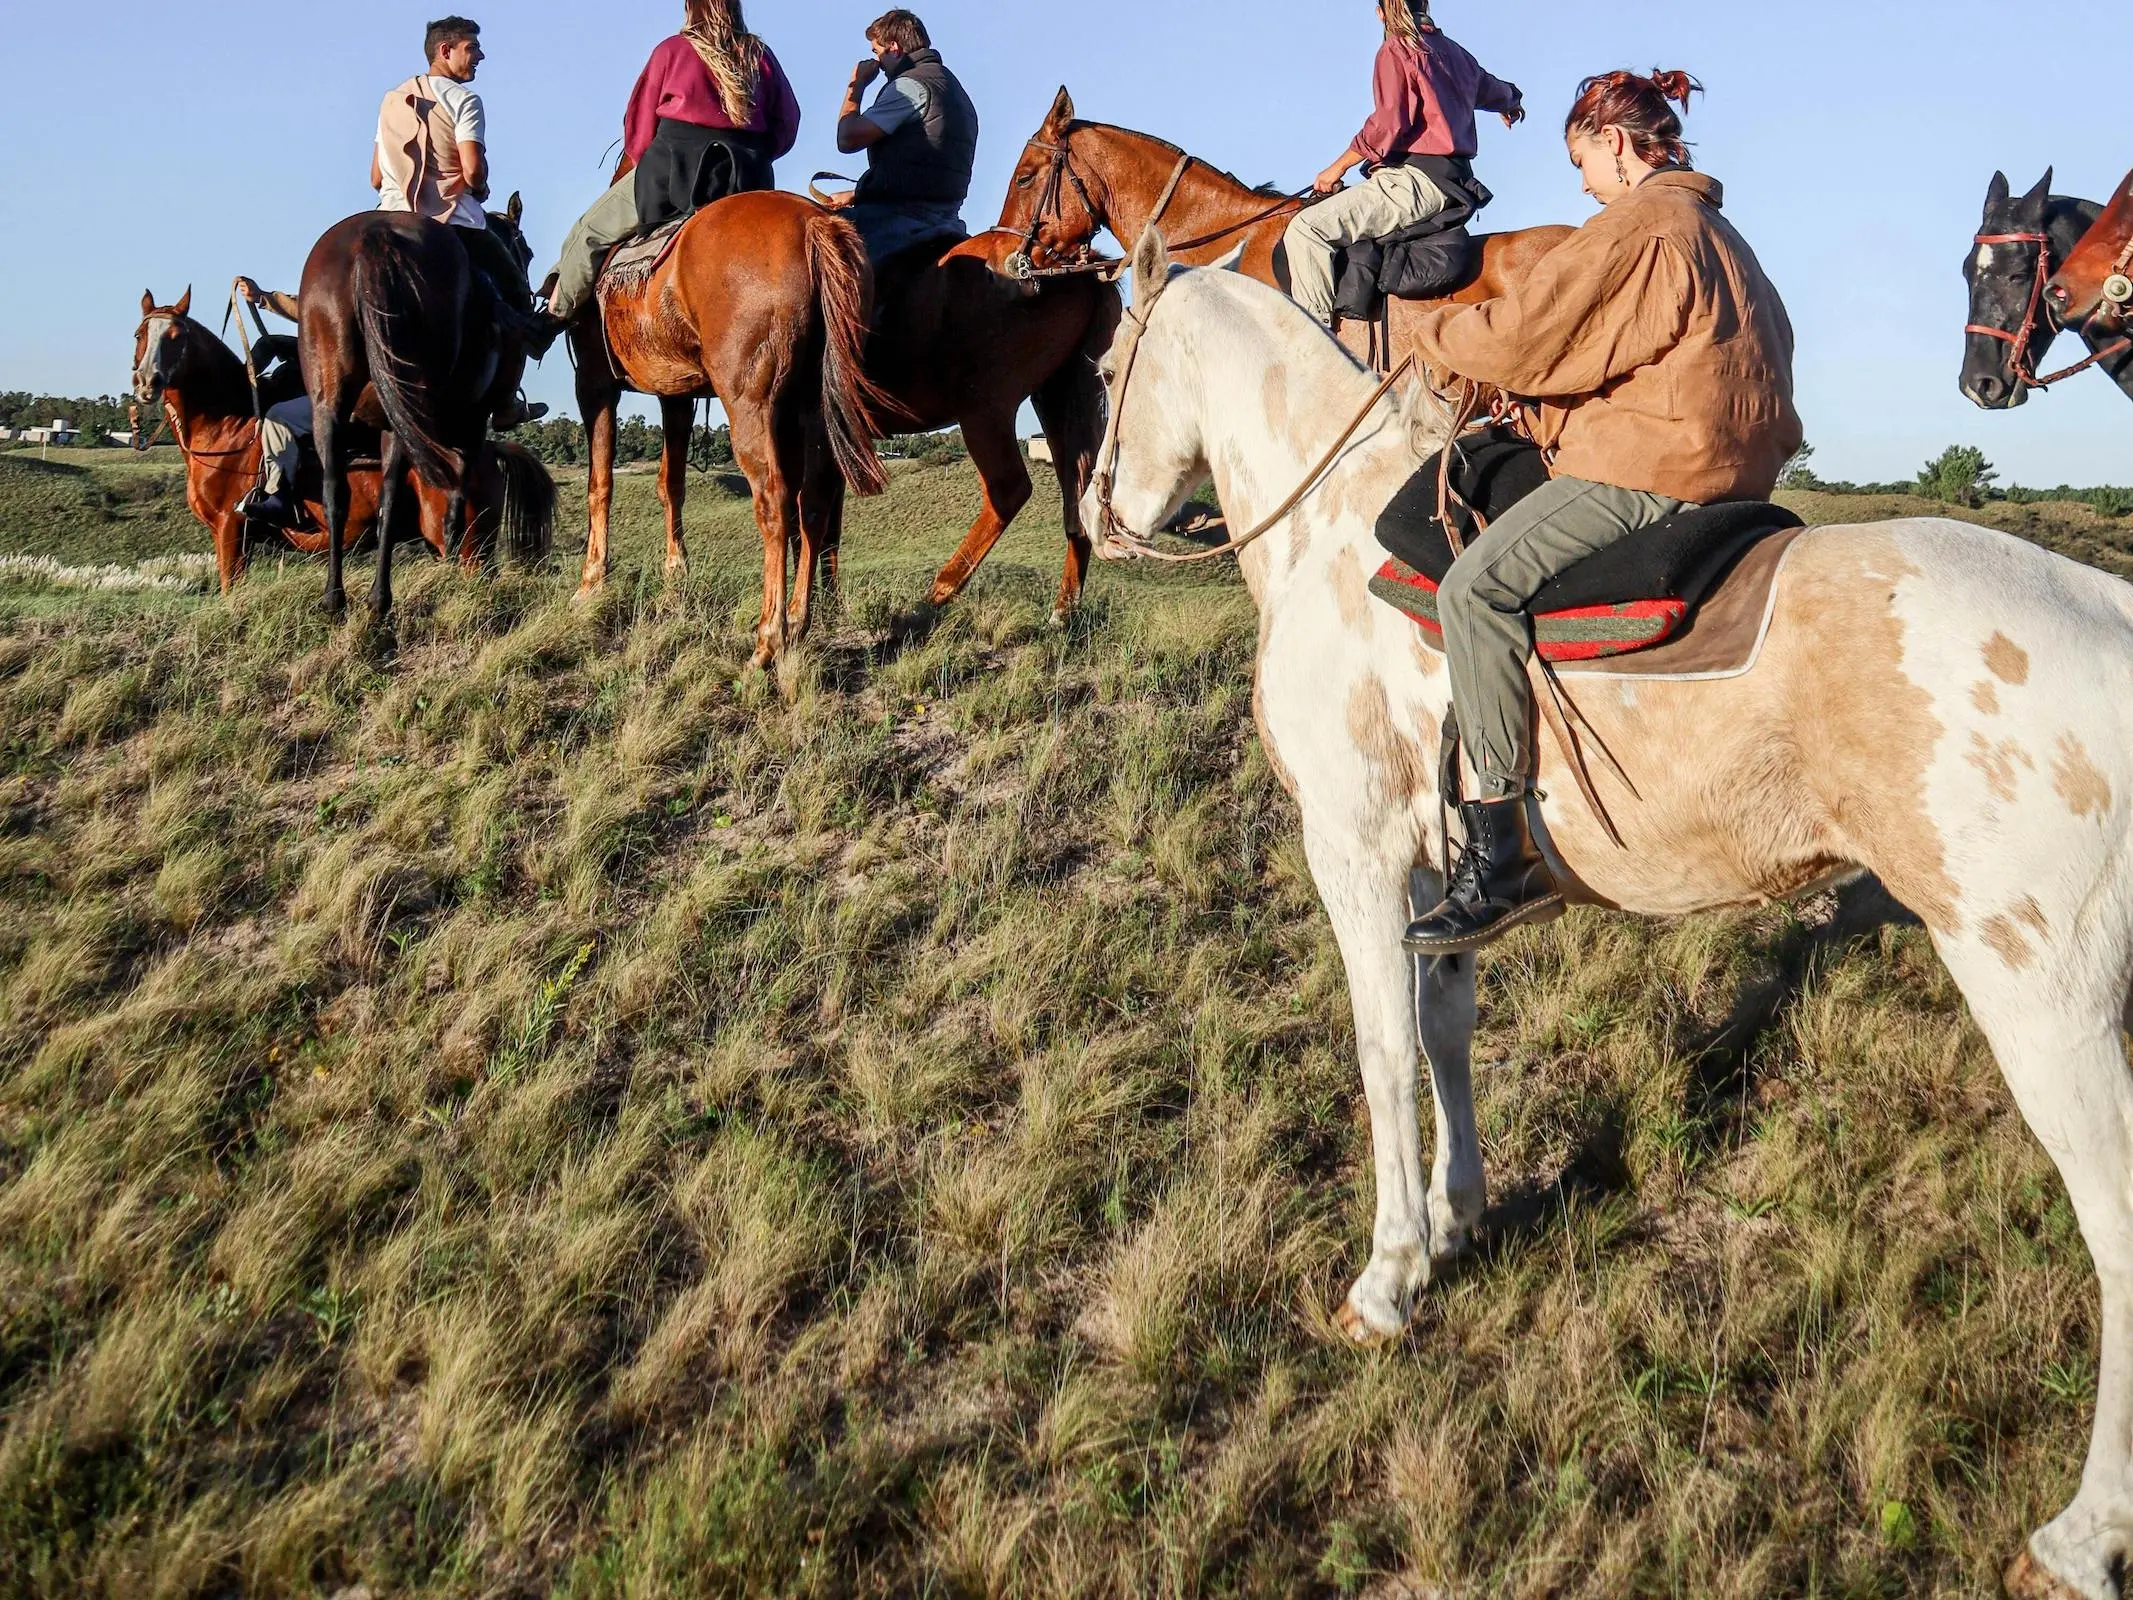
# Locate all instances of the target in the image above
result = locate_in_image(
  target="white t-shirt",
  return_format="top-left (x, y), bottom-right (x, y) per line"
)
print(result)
top-left (376, 75), bottom-right (487, 229)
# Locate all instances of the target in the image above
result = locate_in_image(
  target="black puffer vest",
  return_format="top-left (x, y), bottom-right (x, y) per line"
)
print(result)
top-left (853, 49), bottom-right (979, 208)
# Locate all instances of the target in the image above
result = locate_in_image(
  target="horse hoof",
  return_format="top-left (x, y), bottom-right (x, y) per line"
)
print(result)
top-left (2004, 1550), bottom-right (2084, 1599)
top-left (1334, 1297), bottom-right (1401, 1349)
top-left (572, 581), bottom-right (602, 608)
top-left (664, 559), bottom-right (689, 582)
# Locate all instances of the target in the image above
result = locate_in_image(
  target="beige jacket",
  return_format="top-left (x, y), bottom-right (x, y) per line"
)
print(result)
top-left (376, 76), bottom-right (471, 225)
top-left (1408, 171), bottom-right (1803, 504)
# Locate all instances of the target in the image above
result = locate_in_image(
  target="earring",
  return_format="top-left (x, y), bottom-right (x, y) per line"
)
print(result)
top-left (1615, 154), bottom-right (1627, 187)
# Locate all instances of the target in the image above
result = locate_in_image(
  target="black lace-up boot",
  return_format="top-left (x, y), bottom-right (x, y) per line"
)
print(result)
top-left (1402, 795), bottom-right (1564, 956)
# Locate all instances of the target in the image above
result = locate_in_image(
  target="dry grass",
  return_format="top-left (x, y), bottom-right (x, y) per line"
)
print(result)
top-left (0, 460), bottom-right (2125, 1595)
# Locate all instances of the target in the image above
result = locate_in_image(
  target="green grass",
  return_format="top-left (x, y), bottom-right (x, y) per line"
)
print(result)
top-left (0, 453), bottom-right (2125, 1596)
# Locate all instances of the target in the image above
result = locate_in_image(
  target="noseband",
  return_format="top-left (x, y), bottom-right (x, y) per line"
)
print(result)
top-left (1968, 229), bottom-right (2131, 389)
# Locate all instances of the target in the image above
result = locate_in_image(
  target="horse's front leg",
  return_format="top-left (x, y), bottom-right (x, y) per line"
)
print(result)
top-left (1301, 815), bottom-right (1435, 1342)
top-left (1411, 866), bottom-right (1484, 1261)
top-left (659, 396), bottom-right (695, 580)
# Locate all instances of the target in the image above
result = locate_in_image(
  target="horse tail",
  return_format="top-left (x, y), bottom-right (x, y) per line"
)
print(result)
top-left (352, 227), bottom-right (463, 492)
top-left (491, 440), bottom-right (556, 566)
top-left (804, 212), bottom-right (890, 498)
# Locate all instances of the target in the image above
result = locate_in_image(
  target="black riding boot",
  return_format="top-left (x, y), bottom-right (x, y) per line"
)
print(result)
top-left (1403, 795), bottom-right (1564, 956)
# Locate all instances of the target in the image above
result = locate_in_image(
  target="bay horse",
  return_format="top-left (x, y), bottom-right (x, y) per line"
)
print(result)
top-left (1963, 169), bottom-right (2133, 409)
top-left (1095, 231), bottom-right (2133, 1600)
top-left (299, 206), bottom-right (535, 619)
top-left (131, 289), bottom-right (553, 591)
top-left (811, 223), bottom-right (1121, 624)
top-left (566, 188), bottom-right (887, 667)
top-left (2047, 163), bottom-right (2133, 354)
top-left (996, 89), bottom-right (1570, 371)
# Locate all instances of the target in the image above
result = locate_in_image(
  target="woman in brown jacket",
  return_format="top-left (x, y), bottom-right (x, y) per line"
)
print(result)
top-left (1402, 69), bottom-right (1804, 955)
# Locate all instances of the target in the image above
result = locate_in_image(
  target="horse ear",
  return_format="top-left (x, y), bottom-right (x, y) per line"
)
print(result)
top-left (2020, 169), bottom-right (2053, 217)
top-left (1047, 86), bottom-right (1075, 130)
top-left (174, 287), bottom-right (191, 318)
top-left (1132, 225), bottom-right (1171, 310)
top-left (506, 190), bottom-right (523, 225)
top-left (141, 290), bottom-right (156, 316)
top-left (1210, 241), bottom-right (1249, 274)
top-left (1987, 171), bottom-right (2010, 209)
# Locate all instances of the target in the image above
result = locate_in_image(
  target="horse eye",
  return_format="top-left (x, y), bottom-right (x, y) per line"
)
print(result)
top-left (1015, 173), bottom-right (1034, 189)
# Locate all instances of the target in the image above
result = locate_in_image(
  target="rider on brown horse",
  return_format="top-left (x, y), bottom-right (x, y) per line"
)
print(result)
top-left (1285, 0), bottom-right (1524, 328)
top-left (827, 9), bottom-right (980, 267)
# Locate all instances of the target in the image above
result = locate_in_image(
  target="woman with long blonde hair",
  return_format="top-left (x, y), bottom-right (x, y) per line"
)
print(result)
top-left (532, 0), bottom-right (801, 344)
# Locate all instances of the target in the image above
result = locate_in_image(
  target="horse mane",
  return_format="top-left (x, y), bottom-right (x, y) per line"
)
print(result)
top-left (169, 315), bottom-right (256, 420)
top-left (1068, 121), bottom-right (1280, 204)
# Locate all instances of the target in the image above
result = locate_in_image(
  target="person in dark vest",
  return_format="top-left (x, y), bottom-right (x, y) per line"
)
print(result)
top-left (529, 0), bottom-right (800, 352)
top-left (829, 9), bottom-right (979, 265)
top-left (1285, 0), bottom-right (1524, 327)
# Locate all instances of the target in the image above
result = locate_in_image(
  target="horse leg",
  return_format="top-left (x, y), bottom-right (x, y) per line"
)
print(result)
top-left (1300, 815), bottom-right (1434, 1343)
top-left (369, 433), bottom-right (408, 618)
top-left (659, 396), bottom-right (695, 581)
top-left (925, 409), bottom-right (1032, 609)
top-left (317, 408), bottom-right (348, 617)
top-left (1409, 867), bottom-right (1486, 1261)
top-left (213, 508), bottom-right (246, 593)
top-left (1946, 941), bottom-right (2133, 1599)
top-left (1031, 354), bottom-right (1105, 622)
top-left (800, 422), bottom-right (847, 617)
top-left (727, 403), bottom-right (792, 668)
top-left (781, 410), bottom-right (822, 644)
top-left (576, 368), bottom-right (621, 598)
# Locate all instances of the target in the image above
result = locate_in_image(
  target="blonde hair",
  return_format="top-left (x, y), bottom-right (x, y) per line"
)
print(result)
top-left (683, 0), bottom-right (765, 124)
top-left (1380, 0), bottom-right (1432, 46)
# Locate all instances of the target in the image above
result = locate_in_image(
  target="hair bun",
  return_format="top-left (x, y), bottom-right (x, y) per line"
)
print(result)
top-left (1646, 70), bottom-right (1703, 112)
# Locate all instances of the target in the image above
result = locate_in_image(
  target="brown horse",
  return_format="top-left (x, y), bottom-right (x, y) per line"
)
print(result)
top-left (567, 189), bottom-right (887, 666)
top-left (2048, 164), bottom-right (2133, 347)
top-left (997, 89), bottom-right (1570, 376)
top-left (299, 208), bottom-right (534, 619)
top-left (812, 224), bottom-right (1121, 623)
top-left (131, 289), bottom-right (553, 590)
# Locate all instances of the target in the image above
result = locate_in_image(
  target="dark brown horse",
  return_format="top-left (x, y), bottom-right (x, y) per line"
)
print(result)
top-left (567, 188), bottom-right (887, 666)
top-left (997, 90), bottom-right (1570, 376)
top-left (131, 289), bottom-right (552, 589)
top-left (299, 207), bottom-right (534, 618)
top-left (813, 225), bottom-right (1121, 623)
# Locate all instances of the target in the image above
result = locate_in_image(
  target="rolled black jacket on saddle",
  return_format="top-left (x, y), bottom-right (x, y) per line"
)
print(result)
top-left (1335, 154), bottom-right (1494, 319)
top-left (634, 118), bottom-right (776, 234)
top-left (853, 48), bottom-right (979, 208)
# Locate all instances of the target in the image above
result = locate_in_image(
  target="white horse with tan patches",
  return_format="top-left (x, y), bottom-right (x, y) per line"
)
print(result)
top-left (1086, 228), bottom-right (2133, 1600)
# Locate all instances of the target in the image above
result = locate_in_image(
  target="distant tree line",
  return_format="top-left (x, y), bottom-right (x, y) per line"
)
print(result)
top-left (0, 393), bottom-right (135, 444)
top-left (499, 416), bottom-right (970, 468)
top-left (1782, 442), bottom-right (2133, 516)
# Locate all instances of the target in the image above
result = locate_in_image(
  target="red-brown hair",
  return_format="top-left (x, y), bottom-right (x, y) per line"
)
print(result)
top-left (1564, 70), bottom-right (1702, 170)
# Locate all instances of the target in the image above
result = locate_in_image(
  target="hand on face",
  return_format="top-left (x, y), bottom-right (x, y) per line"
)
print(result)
top-left (852, 57), bottom-right (882, 90)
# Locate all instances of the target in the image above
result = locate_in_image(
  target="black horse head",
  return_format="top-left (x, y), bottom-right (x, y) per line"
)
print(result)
top-left (1958, 170), bottom-right (2133, 409)
top-left (486, 191), bottom-right (534, 278)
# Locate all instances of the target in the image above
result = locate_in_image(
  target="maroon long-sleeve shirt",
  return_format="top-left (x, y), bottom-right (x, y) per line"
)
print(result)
top-left (623, 35), bottom-right (802, 168)
top-left (1352, 31), bottom-right (1521, 167)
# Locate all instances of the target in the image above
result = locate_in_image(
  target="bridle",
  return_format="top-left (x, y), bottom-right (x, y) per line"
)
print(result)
top-left (1967, 229), bottom-right (2132, 390)
top-left (1004, 129), bottom-right (1312, 283)
top-left (1091, 281), bottom-right (1417, 566)
top-left (130, 314), bottom-right (261, 466)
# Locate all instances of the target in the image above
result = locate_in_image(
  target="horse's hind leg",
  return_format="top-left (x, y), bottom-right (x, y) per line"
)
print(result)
top-left (317, 408), bottom-right (348, 617)
top-left (659, 396), bottom-right (695, 580)
top-left (926, 409), bottom-right (1032, 609)
top-left (1947, 940), bottom-right (2133, 1599)
top-left (800, 421), bottom-right (847, 618)
top-left (1031, 349), bottom-right (1106, 622)
top-left (727, 399), bottom-right (795, 668)
top-left (369, 433), bottom-right (409, 619)
top-left (575, 360), bottom-right (622, 598)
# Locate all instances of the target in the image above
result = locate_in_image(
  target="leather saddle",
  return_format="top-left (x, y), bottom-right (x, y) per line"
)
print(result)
top-left (596, 217), bottom-right (691, 298)
top-left (1371, 428), bottom-right (1804, 664)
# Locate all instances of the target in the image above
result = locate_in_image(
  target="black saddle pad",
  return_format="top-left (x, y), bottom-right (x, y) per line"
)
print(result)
top-left (1375, 428), bottom-right (1804, 613)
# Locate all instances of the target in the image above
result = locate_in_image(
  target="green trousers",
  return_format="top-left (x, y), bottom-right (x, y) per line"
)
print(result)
top-left (1439, 475), bottom-right (1693, 799)
top-left (544, 173), bottom-right (640, 322)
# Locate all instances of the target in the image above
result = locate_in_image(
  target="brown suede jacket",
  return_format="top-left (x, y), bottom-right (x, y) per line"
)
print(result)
top-left (1408, 171), bottom-right (1803, 505)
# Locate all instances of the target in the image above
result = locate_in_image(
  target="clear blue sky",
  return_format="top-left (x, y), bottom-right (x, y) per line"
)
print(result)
top-left (4, 1), bottom-right (2124, 485)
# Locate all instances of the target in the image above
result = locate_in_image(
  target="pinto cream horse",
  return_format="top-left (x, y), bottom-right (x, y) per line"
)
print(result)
top-left (1087, 229), bottom-right (2133, 1600)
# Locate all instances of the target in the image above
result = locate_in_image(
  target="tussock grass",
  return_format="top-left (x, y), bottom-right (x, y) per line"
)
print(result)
top-left (0, 459), bottom-right (2125, 1594)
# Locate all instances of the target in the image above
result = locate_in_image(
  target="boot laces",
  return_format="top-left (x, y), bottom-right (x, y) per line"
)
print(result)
top-left (1446, 810), bottom-right (1493, 902)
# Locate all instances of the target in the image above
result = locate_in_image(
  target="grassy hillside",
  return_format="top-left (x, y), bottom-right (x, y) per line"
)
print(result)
top-left (0, 454), bottom-right (2126, 1596)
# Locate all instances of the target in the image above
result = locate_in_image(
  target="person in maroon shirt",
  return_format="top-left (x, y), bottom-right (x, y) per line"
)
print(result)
top-left (1284, 0), bottom-right (1523, 327)
top-left (532, 0), bottom-right (800, 346)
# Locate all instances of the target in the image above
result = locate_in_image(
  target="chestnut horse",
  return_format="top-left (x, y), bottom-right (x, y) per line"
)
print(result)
top-left (131, 289), bottom-right (553, 590)
top-left (300, 208), bottom-right (535, 619)
top-left (2047, 163), bottom-right (2133, 358)
top-left (1962, 169), bottom-right (2133, 410)
top-left (996, 89), bottom-right (1570, 377)
top-left (567, 189), bottom-right (886, 666)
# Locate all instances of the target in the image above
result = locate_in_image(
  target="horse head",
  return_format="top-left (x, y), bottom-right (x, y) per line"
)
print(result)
top-left (132, 286), bottom-right (199, 404)
top-left (487, 191), bottom-right (534, 279)
top-left (1962, 170), bottom-right (2061, 410)
top-left (999, 87), bottom-right (1108, 270)
top-left (1083, 227), bottom-right (1207, 555)
top-left (2047, 171), bottom-right (2133, 337)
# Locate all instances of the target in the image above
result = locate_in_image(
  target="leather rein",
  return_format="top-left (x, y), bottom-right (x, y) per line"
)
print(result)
top-left (1004, 132), bottom-right (1309, 283)
top-left (1967, 229), bottom-right (2132, 389)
